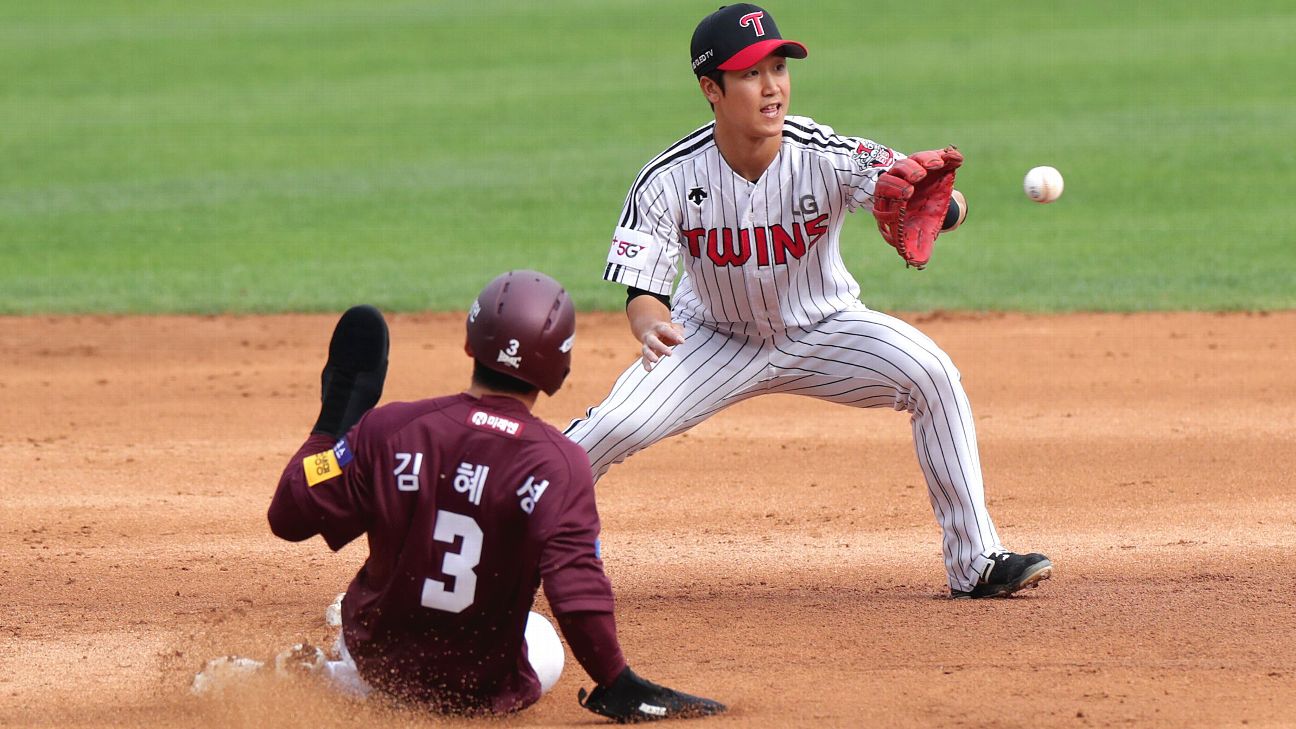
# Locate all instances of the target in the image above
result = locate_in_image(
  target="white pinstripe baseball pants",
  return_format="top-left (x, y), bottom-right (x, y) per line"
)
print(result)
top-left (565, 301), bottom-right (1004, 591)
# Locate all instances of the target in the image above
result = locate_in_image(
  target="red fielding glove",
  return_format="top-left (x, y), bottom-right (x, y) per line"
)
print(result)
top-left (872, 146), bottom-right (963, 269)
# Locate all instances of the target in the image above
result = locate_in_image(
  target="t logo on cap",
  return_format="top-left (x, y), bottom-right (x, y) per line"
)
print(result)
top-left (739, 11), bottom-right (766, 36)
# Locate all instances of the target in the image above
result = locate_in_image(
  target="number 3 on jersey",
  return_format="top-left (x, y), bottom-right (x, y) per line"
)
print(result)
top-left (420, 511), bottom-right (483, 613)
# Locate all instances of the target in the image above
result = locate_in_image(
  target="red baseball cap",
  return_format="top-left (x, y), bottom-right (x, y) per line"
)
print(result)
top-left (690, 4), bottom-right (807, 78)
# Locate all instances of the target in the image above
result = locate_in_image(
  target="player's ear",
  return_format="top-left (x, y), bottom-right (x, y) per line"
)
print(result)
top-left (464, 338), bottom-right (474, 359)
top-left (699, 76), bottom-right (723, 105)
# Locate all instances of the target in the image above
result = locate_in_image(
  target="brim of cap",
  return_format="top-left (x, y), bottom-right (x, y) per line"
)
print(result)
top-left (717, 39), bottom-right (808, 71)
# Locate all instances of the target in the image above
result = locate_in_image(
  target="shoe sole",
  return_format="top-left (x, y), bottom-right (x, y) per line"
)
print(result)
top-left (952, 560), bottom-right (1054, 599)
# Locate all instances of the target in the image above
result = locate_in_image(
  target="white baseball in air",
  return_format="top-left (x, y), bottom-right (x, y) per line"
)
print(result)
top-left (1023, 165), bottom-right (1064, 203)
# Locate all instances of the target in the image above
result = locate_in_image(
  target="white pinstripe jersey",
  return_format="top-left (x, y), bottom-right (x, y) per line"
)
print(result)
top-left (604, 115), bottom-right (902, 338)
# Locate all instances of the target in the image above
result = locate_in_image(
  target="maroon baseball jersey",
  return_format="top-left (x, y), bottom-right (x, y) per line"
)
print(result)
top-left (269, 393), bottom-right (615, 713)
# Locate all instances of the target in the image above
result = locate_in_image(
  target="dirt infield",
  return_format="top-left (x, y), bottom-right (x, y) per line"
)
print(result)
top-left (2, 311), bottom-right (1293, 728)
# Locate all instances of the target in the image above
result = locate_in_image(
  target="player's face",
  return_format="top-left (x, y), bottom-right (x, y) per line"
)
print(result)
top-left (710, 55), bottom-right (790, 139)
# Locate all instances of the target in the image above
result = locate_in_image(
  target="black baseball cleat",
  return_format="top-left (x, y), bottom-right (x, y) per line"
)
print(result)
top-left (951, 552), bottom-right (1053, 599)
top-left (312, 305), bottom-right (390, 437)
top-left (326, 304), bottom-right (389, 374)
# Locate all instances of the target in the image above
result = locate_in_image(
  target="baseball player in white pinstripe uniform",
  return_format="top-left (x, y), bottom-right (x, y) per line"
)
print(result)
top-left (565, 4), bottom-right (1052, 598)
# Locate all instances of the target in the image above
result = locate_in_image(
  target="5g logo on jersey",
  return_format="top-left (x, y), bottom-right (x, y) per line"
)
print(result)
top-left (614, 239), bottom-right (644, 258)
top-left (608, 227), bottom-right (657, 271)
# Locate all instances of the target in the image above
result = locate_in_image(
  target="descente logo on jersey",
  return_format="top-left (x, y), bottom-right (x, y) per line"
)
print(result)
top-left (468, 409), bottom-right (524, 437)
top-left (682, 216), bottom-right (829, 268)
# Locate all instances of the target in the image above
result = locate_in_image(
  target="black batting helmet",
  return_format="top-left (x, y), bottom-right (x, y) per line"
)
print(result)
top-left (466, 270), bottom-right (575, 396)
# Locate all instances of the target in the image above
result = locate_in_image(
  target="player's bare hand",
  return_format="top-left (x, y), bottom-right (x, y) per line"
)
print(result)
top-left (640, 322), bottom-right (685, 371)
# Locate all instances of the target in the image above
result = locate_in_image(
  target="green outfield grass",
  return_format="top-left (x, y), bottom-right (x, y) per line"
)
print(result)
top-left (2, 0), bottom-right (1293, 313)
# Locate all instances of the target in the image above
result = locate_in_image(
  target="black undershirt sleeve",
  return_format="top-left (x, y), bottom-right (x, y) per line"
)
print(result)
top-left (626, 287), bottom-right (670, 309)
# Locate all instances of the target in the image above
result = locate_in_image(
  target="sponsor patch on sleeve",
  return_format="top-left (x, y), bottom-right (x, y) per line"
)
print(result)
top-left (850, 139), bottom-right (895, 173)
top-left (606, 227), bottom-right (657, 271)
top-left (303, 437), bottom-right (354, 487)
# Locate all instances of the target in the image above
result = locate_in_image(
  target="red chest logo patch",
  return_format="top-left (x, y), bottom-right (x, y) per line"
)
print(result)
top-left (467, 409), bottom-right (524, 437)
